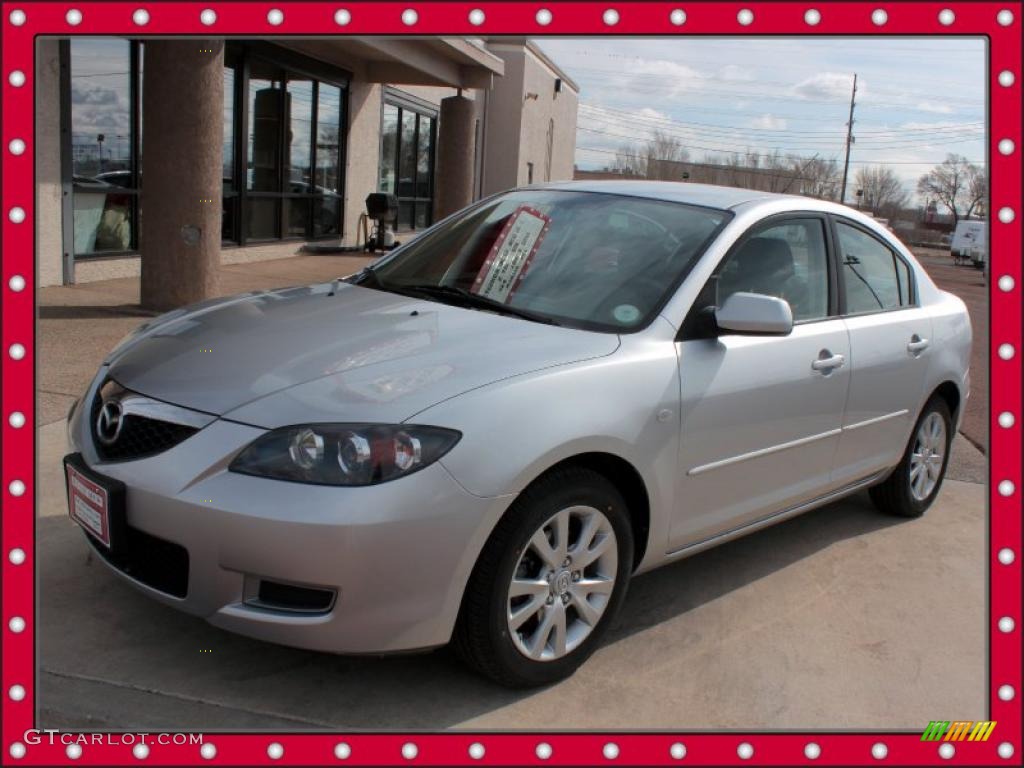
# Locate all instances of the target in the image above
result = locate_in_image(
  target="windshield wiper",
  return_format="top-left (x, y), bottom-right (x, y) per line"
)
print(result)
top-left (347, 265), bottom-right (386, 289)
top-left (394, 284), bottom-right (561, 326)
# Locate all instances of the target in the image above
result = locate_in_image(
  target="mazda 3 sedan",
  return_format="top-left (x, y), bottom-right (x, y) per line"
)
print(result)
top-left (66, 181), bottom-right (971, 687)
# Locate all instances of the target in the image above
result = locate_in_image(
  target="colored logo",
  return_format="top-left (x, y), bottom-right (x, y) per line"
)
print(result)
top-left (921, 721), bottom-right (997, 742)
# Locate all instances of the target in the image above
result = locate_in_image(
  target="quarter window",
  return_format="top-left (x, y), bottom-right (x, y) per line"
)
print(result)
top-left (716, 219), bottom-right (830, 323)
top-left (836, 221), bottom-right (911, 314)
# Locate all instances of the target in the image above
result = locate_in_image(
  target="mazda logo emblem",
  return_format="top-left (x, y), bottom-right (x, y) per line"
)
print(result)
top-left (96, 400), bottom-right (124, 445)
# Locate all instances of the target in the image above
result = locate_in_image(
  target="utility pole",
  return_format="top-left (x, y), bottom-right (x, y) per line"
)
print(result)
top-left (839, 73), bottom-right (857, 204)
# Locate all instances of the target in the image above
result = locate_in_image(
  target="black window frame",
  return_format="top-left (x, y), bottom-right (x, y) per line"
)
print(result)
top-left (379, 88), bottom-right (437, 232)
top-left (680, 211), bottom-right (839, 340)
top-left (829, 214), bottom-right (918, 317)
top-left (233, 42), bottom-right (350, 246)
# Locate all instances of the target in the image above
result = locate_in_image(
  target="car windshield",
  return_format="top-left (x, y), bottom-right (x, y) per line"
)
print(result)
top-left (362, 189), bottom-right (730, 332)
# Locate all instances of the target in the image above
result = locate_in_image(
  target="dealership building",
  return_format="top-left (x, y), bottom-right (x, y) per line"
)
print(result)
top-left (34, 36), bottom-right (578, 307)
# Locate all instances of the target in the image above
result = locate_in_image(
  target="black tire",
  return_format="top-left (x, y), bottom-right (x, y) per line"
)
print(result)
top-left (869, 397), bottom-right (953, 518)
top-left (453, 467), bottom-right (634, 688)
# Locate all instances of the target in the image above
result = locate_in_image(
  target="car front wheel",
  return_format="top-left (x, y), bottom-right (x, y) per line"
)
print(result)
top-left (454, 467), bottom-right (633, 687)
top-left (869, 396), bottom-right (953, 518)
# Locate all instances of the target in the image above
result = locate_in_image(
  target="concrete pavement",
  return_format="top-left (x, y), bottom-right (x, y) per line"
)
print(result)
top-left (36, 254), bottom-right (988, 731)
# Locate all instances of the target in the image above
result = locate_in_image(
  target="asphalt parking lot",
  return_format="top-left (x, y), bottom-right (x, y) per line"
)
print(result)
top-left (36, 250), bottom-right (988, 731)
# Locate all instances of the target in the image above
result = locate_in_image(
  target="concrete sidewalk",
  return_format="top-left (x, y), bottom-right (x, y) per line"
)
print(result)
top-left (36, 254), bottom-right (988, 731)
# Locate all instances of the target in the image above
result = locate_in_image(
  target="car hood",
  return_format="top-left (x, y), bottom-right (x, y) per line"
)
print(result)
top-left (106, 282), bottom-right (620, 428)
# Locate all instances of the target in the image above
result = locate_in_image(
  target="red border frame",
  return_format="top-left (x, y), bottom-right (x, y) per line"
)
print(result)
top-left (2, 2), bottom-right (1020, 765)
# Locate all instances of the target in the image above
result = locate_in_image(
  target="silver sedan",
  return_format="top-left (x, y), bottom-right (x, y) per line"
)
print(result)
top-left (66, 181), bottom-right (971, 687)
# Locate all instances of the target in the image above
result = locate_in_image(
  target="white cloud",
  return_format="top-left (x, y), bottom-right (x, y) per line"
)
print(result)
top-left (793, 72), bottom-right (859, 101)
top-left (751, 114), bottom-right (788, 130)
top-left (915, 100), bottom-right (955, 114)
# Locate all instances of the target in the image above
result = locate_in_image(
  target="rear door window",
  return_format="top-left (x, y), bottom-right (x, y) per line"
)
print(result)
top-left (835, 221), bottom-right (910, 314)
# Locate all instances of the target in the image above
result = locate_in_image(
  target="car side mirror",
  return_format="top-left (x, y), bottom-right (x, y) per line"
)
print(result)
top-left (715, 292), bottom-right (794, 336)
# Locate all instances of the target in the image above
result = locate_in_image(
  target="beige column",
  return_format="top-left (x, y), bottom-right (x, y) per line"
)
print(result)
top-left (434, 94), bottom-right (476, 221)
top-left (140, 40), bottom-right (224, 310)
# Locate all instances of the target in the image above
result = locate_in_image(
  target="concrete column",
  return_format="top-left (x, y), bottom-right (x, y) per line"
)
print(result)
top-left (140, 40), bottom-right (224, 310)
top-left (434, 94), bottom-right (476, 221)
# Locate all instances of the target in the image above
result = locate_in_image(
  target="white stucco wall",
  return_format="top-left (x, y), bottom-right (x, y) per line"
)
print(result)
top-left (517, 47), bottom-right (579, 187)
top-left (36, 39), bottom-right (64, 287)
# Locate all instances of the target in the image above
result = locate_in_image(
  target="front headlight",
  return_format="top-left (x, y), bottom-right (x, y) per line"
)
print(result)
top-left (229, 424), bottom-right (461, 486)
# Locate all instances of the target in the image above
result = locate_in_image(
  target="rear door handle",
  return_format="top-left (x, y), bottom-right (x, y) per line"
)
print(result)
top-left (907, 335), bottom-right (930, 354)
top-left (812, 352), bottom-right (846, 372)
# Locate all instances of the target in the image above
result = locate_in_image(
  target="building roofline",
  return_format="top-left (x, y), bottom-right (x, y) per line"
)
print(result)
top-left (484, 37), bottom-right (580, 92)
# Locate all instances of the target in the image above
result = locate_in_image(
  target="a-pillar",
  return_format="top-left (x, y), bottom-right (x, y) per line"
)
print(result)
top-left (434, 93), bottom-right (476, 221)
top-left (140, 40), bottom-right (224, 310)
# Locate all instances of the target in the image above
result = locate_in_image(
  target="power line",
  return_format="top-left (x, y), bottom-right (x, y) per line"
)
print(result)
top-left (575, 144), bottom-right (982, 166)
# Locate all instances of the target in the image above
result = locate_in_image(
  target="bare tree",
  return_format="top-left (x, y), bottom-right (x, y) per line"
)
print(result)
top-left (917, 154), bottom-right (985, 227)
top-left (855, 165), bottom-right (910, 218)
top-left (965, 165), bottom-right (988, 219)
top-left (644, 130), bottom-right (690, 181)
top-left (613, 143), bottom-right (647, 177)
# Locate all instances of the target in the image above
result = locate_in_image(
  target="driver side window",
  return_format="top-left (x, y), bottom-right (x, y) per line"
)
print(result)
top-left (716, 218), bottom-right (830, 323)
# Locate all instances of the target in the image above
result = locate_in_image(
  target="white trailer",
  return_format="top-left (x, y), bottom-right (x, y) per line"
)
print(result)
top-left (950, 220), bottom-right (988, 269)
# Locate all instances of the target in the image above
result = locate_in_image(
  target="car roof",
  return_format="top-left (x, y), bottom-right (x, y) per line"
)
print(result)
top-left (535, 180), bottom-right (801, 210)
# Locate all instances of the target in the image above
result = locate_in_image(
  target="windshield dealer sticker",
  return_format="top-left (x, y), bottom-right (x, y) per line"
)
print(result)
top-left (471, 205), bottom-right (551, 303)
top-left (613, 304), bottom-right (641, 324)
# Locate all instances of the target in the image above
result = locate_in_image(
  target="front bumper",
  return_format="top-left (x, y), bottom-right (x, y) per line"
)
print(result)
top-left (69, 374), bottom-right (513, 653)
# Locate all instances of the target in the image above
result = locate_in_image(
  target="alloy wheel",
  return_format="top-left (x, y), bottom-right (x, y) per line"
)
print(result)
top-left (909, 411), bottom-right (946, 501)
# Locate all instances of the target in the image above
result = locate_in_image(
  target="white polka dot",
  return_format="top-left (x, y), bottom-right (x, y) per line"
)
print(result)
top-left (200, 743), bottom-right (216, 760)
top-left (8, 685), bottom-right (25, 701)
top-left (998, 207), bottom-right (1015, 223)
top-left (603, 9), bottom-right (619, 25)
top-left (938, 9), bottom-right (955, 25)
top-left (267, 742), bottom-right (283, 759)
top-left (805, 9), bottom-right (821, 25)
top-left (9, 479), bottom-right (26, 497)
top-left (998, 70), bottom-right (1016, 87)
top-left (670, 9), bottom-right (686, 25)
top-left (8, 206), bottom-right (25, 223)
top-left (998, 275), bottom-right (1016, 292)
top-left (998, 742), bottom-right (1015, 759)
top-left (737, 8), bottom-right (754, 25)
top-left (872, 742), bottom-right (888, 760)
top-left (737, 742), bottom-right (753, 760)
top-left (9, 616), bottom-right (26, 633)
top-left (997, 9), bottom-right (1014, 25)
top-left (65, 8), bottom-right (82, 25)
top-left (66, 743), bottom-right (82, 760)
top-left (999, 138), bottom-right (1015, 155)
top-left (998, 684), bottom-right (1015, 701)
top-left (334, 742), bottom-right (351, 759)
top-left (133, 743), bottom-right (149, 759)
top-left (8, 138), bottom-right (25, 155)
top-left (468, 743), bottom-right (485, 760)
top-left (132, 9), bottom-right (149, 25)
top-left (536, 8), bottom-right (552, 25)
top-left (998, 548), bottom-right (1015, 565)
top-left (939, 742), bottom-right (955, 759)
top-left (9, 742), bottom-right (26, 759)
top-left (468, 8), bottom-right (484, 25)
top-left (401, 743), bottom-right (417, 760)
top-left (998, 412), bottom-right (1015, 429)
top-left (669, 742), bottom-right (687, 759)
top-left (805, 742), bottom-right (821, 759)
top-left (998, 480), bottom-right (1016, 497)
top-left (536, 742), bottom-right (552, 760)
top-left (9, 344), bottom-right (25, 361)
top-left (200, 8), bottom-right (216, 25)
top-left (8, 8), bottom-right (26, 25)
top-left (9, 274), bottom-right (26, 291)
top-left (603, 742), bottom-right (619, 759)
top-left (997, 616), bottom-right (1015, 632)
top-left (999, 343), bottom-right (1015, 360)
top-left (401, 8), bottom-right (417, 25)
top-left (8, 70), bottom-right (26, 87)
top-left (334, 9), bottom-right (351, 25)
top-left (9, 411), bottom-right (26, 428)
top-left (267, 8), bottom-right (284, 25)
top-left (9, 548), bottom-right (26, 565)
top-left (871, 8), bottom-right (888, 25)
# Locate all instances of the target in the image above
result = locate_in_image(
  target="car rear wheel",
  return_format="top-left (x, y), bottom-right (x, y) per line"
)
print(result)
top-left (869, 396), bottom-right (952, 518)
top-left (453, 467), bottom-right (633, 687)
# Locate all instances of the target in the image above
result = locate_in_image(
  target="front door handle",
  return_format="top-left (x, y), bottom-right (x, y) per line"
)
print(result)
top-left (812, 351), bottom-right (846, 372)
top-left (907, 335), bottom-right (930, 355)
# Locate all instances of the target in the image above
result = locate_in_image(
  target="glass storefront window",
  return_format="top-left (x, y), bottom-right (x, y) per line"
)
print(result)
top-left (378, 96), bottom-right (436, 232)
top-left (70, 39), bottom-right (137, 255)
top-left (223, 66), bottom-right (237, 242)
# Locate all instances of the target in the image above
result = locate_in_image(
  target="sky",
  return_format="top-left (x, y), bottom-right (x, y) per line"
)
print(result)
top-left (534, 37), bottom-right (986, 204)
